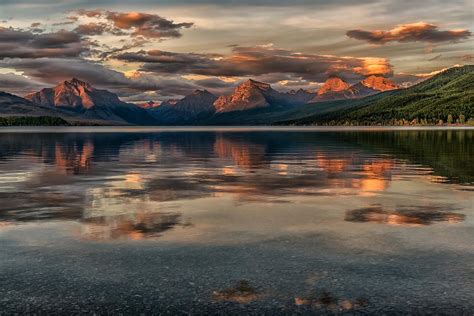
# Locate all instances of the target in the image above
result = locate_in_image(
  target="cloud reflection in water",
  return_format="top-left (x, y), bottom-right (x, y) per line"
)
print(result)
top-left (0, 130), bottom-right (471, 241)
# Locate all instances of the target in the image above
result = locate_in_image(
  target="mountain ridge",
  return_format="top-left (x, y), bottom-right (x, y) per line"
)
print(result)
top-left (25, 78), bottom-right (156, 125)
top-left (214, 79), bottom-right (285, 113)
top-left (277, 65), bottom-right (474, 126)
top-left (1, 66), bottom-right (471, 126)
top-left (149, 89), bottom-right (217, 124)
top-left (310, 75), bottom-right (399, 102)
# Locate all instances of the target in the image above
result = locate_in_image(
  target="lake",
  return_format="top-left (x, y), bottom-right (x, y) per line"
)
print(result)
top-left (0, 127), bottom-right (473, 314)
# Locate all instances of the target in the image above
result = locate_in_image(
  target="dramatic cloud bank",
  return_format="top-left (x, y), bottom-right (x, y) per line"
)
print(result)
top-left (117, 45), bottom-right (394, 81)
top-left (346, 22), bottom-right (471, 44)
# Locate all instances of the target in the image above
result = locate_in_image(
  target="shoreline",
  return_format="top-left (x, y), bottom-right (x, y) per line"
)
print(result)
top-left (0, 125), bottom-right (473, 133)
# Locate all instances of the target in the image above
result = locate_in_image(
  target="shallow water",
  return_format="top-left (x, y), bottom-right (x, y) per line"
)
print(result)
top-left (0, 127), bottom-right (473, 313)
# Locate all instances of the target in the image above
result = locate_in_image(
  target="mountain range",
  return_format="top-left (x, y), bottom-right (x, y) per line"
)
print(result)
top-left (278, 65), bottom-right (474, 126)
top-left (24, 78), bottom-right (156, 125)
top-left (148, 89), bottom-right (217, 124)
top-left (0, 65), bottom-right (472, 126)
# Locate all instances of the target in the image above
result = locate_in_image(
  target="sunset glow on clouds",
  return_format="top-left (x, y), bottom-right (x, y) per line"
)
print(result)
top-left (347, 22), bottom-right (471, 44)
top-left (0, 0), bottom-right (472, 101)
top-left (75, 10), bottom-right (194, 39)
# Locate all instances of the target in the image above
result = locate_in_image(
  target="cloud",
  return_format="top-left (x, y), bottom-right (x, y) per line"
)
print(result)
top-left (116, 45), bottom-right (393, 81)
top-left (346, 22), bottom-right (472, 44)
top-left (0, 58), bottom-right (136, 89)
top-left (76, 10), bottom-right (193, 39)
top-left (460, 54), bottom-right (474, 62)
top-left (427, 54), bottom-right (442, 61)
top-left (98, 38), bottom-right (150, 59)
top-left (0, 9), bottom-right (192, 60)
top-left (53, 16), bottom-right (79, 26)
top-left (75, 9), bottom-right (103, 18)
top-left (0, 27), bottom-right (88, 58)
top-left (73, 22), bottom-right (110, 36)
top-left (127, 72), bottom-right (234, 98)
top-left (390, 73), bottom-right (425, 87)
top-left (0, 57), bottom-right (233, 100)
top-left (0, 73), bottom-right (47, 95)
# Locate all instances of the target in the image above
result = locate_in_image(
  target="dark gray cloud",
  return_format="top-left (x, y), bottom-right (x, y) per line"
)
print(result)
top-left (0, 73), bottom-right (47, 95)
top-left (0, 58), bottom-right (136, 89)
top-left (0, 27), bottom-right (88, 58)
top-left (73, 22), bottom-right (110, 36)
top-left (347, 22), bottom-right (472, 44)
top-left (125, 73), bottom-right (235, 98)
top-left (98, 38), bottom-right (150, 59)
top-left (116, 46), bottom-right (393, 81)
top-left (0, 57), bottom-right (166, 98)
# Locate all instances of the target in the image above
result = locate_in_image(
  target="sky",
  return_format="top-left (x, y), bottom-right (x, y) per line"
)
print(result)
top-left (0, 0), bottom-right (472, 102)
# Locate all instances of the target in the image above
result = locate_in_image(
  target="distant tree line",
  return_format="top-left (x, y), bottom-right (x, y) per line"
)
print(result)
top-left (0, 116), bottom-right (69, 126)
top-left (306, 113), bottom-right (474, 126)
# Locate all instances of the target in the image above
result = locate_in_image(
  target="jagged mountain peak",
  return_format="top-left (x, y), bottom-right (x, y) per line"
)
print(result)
top-left (67, 78), bottom-right (91, 87)
top-left (239, 79), bottom-right (272, 91)
top-left (190, 89), bottom-right (215, 96)
top-left (360, 75), bottom-right (399, 91)
top-left (181, 89), bottom-right (216, 102)
top-left (26, 78), bottom-right (121, 110)
top-left (213, 79), bottom-right (281, 113)
top-left (15, 78), bottom-right (157, 125)
top-left (317, 76), bottom-right (351, 96)
top-left (285, 88), bottom-right (316, 104)
top-left (57, 78), bottom-right (93, 92)
top-left (234, 79), bottom-right (275, 94)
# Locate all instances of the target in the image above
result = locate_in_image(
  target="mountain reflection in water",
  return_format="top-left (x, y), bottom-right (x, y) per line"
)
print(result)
top-left (0, 129), bottom-right (472, 241)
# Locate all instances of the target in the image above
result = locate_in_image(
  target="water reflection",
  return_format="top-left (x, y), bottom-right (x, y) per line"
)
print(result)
top-left (0, 129), bottom-right (472, 240)
top-left (53, 140), bottom-right (94, 174)
top-left (345, 205), bottom-right (466, 226)
top-left (81, 211), bottom-right (184, 240)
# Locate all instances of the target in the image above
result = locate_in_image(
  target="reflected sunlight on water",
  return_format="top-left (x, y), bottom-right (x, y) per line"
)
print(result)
top-left (0, 129), bottom-right (472, 242)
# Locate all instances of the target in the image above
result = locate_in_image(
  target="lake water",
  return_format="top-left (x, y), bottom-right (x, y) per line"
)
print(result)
top-left (0, 127), bottom-right (473, 314)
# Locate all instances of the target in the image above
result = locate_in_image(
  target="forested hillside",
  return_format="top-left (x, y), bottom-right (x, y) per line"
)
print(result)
top-left (278, 65), bottom-right (474, 126)
top-left (0, 116), bottom-right (69, 126)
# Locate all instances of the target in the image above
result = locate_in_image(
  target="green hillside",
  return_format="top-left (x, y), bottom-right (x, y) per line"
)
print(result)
top-left (278, 65), bottom-right (474, 126)
top-left (0, 116), bottom-right (70, 126)
top-left (203, 91), bottom-right (392, 125)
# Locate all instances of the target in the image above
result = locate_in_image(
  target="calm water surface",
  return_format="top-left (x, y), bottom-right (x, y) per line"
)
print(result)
top-left (0, 127), bottom-right (473, 314)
